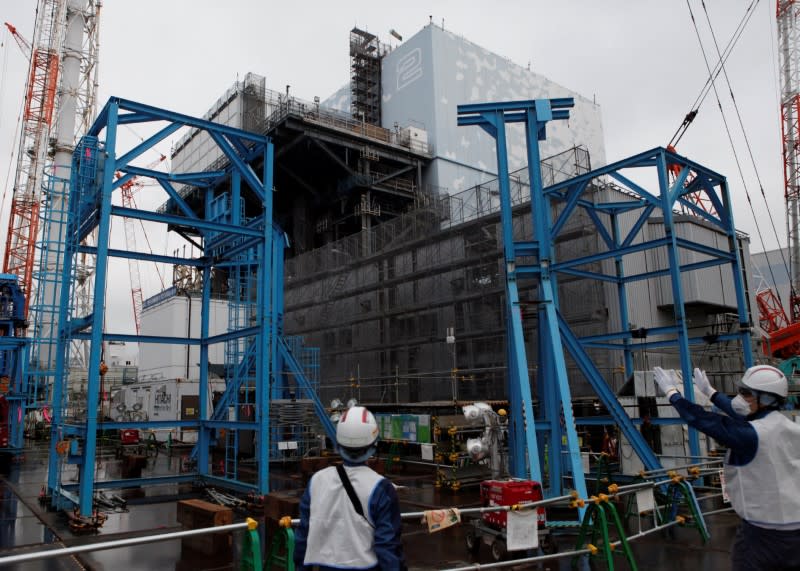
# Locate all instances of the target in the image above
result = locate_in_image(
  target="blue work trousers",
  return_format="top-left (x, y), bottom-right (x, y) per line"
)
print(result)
top-left (732, 520), bottom-right (800, 571)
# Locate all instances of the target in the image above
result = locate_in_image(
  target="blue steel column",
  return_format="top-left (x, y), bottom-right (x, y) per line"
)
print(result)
top-left (718, 178), bottom-right (754, 367)
top-left (537, 315), bottom-right (560, 492)
top-left (490, 110), bottom-right (541, 480)
top-left (524, 103), bottom-right (587, 500)
top-left (231, 171), bottom-right (241, 226)
top-left (455, 106), bottom-right (539, 479)
top-left (47, 223), bottom-right (74, 497)
top-left (611, 214), bottom-right (634, 377)
top-left (657, 150), bottom-right (700, 458)
top-left (198, 263), bottom-right (211, 476)
top-left (271, 227), bottom-right (285, 402)
top-left (258, 141), bottom-right (274, 493)
top-left (78, 101), bottom-right (119, 515)
top-left (198, 186), bottom-right (213, 478)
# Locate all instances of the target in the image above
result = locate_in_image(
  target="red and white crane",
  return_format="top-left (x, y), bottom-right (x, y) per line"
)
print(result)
top-left (2, 1), bottom-right (100, 319)
top-left (2, 10), bottom-right (61, 315)
top-left (2, 1), bottom-right (100, 377)
top-left (117, 154), bottom-right (167, 334)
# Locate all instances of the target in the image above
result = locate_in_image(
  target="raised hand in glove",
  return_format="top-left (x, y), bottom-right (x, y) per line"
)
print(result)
top-left (692, 368), bottom-right (715, 399)
top-left (653, 367), bottom-right (680, 398)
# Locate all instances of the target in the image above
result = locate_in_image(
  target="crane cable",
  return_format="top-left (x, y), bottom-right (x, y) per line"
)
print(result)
top-left (697, 0), bottom-right (792, 299)
top-left (669, 0), bottom-right (760, 148)
top-left (685, 0), bottom-right (787, 303)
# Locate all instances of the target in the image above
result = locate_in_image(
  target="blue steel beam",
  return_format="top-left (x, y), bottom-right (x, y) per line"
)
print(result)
top-left (524, 103), bottom-right (586, 503)
top-left (76, 99), bottom-right (120, 515)
top-left (552, 237), bottom-right (672, 270)
top-left (582, 332), bottom-right (745, 351)
top-left (543, 146), bottom-right (724, 197)
top-left (116, 123), bottom-right (182, 168)
top-left (110, 206), bottom-right (262, 237)
top-left (574, 417), bottom-right (687, 427)
top-left (155, 179), bottom-right (202, 220)
top-left (209, 131), bottom-right (266, 203)
top-left (278, 338), bottom-right (336, 441)
top-left (262, 143), bottom-right (276, 493)
top-left (618, 257), bottom-right (730, 283)
top-left (198, 261), bottom-right (211, 479)
top-left (584, 208), bottom-right (615, 249)
top-left (72, 333), bottom-right (203, 344)
top-left (75, 245), bottom-right (206, 267)
top-left (551, 181), bottom-right (590, 237)
top-left (621, 204), bottom-right (657, 248)
top-left (115, 166), bottom-right (222, 186)
top-left (557, 313), bottom-right (661, 469)
top-left (62, 474), bottom-right (198, 491)
top-left (656, 151), bottom-right (701, 459)
top-left (89, 97), bottom-right (270, 145)
top-left (611, 213), bottom-right (634, 378)
top-left (631, 257), bottom-right (727, 281)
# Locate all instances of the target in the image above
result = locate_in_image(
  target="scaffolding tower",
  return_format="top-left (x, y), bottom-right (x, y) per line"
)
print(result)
top-left (350, 27), bottom-right (382, 125)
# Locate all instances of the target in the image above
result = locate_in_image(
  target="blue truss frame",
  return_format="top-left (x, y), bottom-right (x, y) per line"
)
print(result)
top-left (46, 97), bottom-right (332, 516)
top-left (458, 101), bottom-right (753, 499)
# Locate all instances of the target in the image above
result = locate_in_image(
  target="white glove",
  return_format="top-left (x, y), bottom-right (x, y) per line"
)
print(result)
top-left (692, 368), bottom-right (715, 399)
top-left (653, 367), bottom-right (680, 398)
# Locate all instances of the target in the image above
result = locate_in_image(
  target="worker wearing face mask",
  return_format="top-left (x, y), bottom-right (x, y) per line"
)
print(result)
top-left (653, 365), bottom-right (800, 571)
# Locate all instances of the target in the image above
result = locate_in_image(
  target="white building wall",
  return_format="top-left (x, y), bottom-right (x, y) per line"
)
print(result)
top-left (172, 94), bottom-right (243, 175)
top-left (139, 294), bottom-right (229, 381)
top-left (381, 24), bottom-right (606, 195)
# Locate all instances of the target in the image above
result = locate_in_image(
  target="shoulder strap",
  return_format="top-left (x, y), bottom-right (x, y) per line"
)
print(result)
top-left (336, 464), bottom-right (372, 526)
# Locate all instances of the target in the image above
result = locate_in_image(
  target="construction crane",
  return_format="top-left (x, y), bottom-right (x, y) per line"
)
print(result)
top-left (779, 0), bottom-right (800, 322)
top-left (755, 1), bottom-right (800, 359)
top-left (2, 11), bottom-right (62, 315)
top-left (116, 154), bottom-right (167, 334)
top-left (3, 2), bottom-right (100, 376)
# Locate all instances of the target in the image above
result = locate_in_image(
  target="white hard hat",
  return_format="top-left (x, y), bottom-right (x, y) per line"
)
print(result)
top-left (740, 365), bottom-right (788, 398)
top-left (336, 406), bottom-right (379, 449)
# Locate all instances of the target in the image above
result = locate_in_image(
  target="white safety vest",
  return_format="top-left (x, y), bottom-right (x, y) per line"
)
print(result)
top-left (725, 411), bottom-right (800, 529)
top-left (304, 464), bottom-right (384, 568)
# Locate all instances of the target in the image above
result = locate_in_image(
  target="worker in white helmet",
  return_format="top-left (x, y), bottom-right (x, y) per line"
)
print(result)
top-left (294, 405), bottom-right (406, 570)
top-left (653, 365), bottom-right (800, 571)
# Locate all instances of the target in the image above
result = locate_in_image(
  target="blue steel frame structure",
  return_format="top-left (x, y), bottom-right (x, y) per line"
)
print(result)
top-left (0, 274), bottom-right (29, 453)
top-left (458, 99), bottom-right (753, 499)
top-left (46, 97), bottom-right (334, 516)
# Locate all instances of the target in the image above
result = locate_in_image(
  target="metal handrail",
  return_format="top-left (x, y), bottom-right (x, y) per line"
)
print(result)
top-left (0, 520), bottom-right (252, 567)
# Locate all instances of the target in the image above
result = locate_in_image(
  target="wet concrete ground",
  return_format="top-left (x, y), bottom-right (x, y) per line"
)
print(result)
top-left (0, 441), bottom-right (741, 570)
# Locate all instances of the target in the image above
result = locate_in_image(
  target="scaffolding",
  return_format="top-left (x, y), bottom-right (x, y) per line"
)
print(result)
top-left (283, 146), bottom-right (609, 406)
top-left (350, 28), bottom-right (383, 125)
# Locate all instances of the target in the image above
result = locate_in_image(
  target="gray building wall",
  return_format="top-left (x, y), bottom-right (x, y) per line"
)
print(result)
top-left (380, 24), bottom-right (606, 195)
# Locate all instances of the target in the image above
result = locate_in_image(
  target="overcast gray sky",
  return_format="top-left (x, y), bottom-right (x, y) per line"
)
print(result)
top-left (0, 0), bottom-right (787, 340)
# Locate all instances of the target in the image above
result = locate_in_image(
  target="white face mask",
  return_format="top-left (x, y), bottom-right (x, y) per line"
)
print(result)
top-left (731, 394), bottom-right (752, 417)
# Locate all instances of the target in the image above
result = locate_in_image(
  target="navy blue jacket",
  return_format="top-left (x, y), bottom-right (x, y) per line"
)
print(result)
top-left (669, 391), bottom-right (771, 466)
